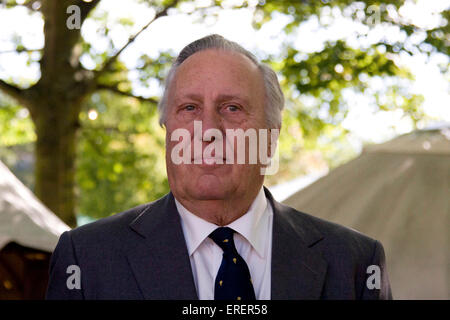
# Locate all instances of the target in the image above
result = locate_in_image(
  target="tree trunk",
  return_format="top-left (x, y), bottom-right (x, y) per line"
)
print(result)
top-left (0, 0), bottom-right (103, 227)
top-left (31, 98), bottom-right (81, 228)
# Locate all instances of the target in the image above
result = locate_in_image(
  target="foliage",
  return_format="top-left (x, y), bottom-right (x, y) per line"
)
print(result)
top-left (0, 94), bottom-right (35, 147)
top-left (76, 92), bottom-right (169, 219)
top-left (0, 0), bottom-right (448, 223)
top-left (258, 0), bottom-right (446, 186)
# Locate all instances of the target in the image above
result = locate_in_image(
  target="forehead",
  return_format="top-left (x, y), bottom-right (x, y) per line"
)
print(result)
top-left (169, 49), bottom-right (264, 102)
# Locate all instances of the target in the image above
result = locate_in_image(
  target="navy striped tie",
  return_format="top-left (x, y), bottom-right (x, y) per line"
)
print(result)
top-left (209, 227), bottom-right (256, 300)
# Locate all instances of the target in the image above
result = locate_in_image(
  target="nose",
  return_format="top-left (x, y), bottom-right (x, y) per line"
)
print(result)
top-left (191, 102), bottom-right (225, 161)
top-left (200, 104), bottom-right (223, 137)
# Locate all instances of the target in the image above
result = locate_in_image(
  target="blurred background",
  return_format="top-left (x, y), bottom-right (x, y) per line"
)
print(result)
top-left (0, 0), bottom-right (448, 299)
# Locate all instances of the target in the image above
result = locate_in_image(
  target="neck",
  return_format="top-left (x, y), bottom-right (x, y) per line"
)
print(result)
top-left (175, 186), bottom-right (262, 226)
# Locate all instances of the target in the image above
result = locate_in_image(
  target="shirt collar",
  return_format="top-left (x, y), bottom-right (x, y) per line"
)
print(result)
top-left (227, 187), bottom-right (269, 258)
top-left (175, 187), bottom-right (270, 258)
top-left (175, 199), bottom-right (218, 257)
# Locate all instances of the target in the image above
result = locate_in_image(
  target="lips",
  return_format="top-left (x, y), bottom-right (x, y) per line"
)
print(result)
top-left (192, 157), bottom-right (227, 165)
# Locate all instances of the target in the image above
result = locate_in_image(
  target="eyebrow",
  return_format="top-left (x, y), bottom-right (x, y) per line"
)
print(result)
top-left (174, 93), bottom-right (251, 106)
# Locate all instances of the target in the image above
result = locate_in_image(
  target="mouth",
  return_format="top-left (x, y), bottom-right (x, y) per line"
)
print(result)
top-left (192, 157), bottom-right (227, 165)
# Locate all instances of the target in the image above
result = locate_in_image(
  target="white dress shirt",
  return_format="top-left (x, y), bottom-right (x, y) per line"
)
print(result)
top-left (175, 187), bottom-right (273, 300)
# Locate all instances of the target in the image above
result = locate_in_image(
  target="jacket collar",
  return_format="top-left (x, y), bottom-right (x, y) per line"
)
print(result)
top-left (127, 193), bottom-right (198, 299)
top-left (265, 187), bottom-right (328, 299)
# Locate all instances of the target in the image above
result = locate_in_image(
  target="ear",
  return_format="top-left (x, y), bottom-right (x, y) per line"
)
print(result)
top-left (267, 128), bottom-right (280, 158)
top-left (266, 128), bottom-right (272, 159)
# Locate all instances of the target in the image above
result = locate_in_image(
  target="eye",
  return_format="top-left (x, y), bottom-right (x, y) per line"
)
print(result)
top-left (225, 104), bottom-right (240, 112)
top-left (183, 104), bottom-right (196, 111)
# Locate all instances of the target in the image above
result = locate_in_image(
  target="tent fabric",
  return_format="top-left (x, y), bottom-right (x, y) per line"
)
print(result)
top-left (0, 161), bottom-right (70, 252)
top-left (283, 127), bottom-right (450, 299)
top-left (363, 127), bottom-right (450, 155)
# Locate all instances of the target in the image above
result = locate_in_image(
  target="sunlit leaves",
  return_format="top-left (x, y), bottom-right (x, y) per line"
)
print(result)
top-left (136, 51), bottom-right (174, 84)
top-left (76, 91), bottom-right (168, 219)
top-left (424, 9), bottom-right (450, 56)
top-left (0, 94), bottom-right (35, 146)
top-left (283, 41), bottom-right (403, 93)
top-left (277, 39), bottom-right (414, 136)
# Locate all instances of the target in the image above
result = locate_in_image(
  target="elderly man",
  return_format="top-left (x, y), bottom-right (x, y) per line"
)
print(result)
top-left (46, 34), bottom-right (392, 300)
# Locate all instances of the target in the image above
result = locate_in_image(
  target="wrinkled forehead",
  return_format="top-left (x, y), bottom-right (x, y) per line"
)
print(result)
top-left (176, 48), bottom-right (260, 74)
top-left (168, 49), bottom-right (265, 101)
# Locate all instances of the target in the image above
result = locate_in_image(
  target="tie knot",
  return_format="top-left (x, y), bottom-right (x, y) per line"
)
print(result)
top-left (209, 227), bottom-right (236, 252)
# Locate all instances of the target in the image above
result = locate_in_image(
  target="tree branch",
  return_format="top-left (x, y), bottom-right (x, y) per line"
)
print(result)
top-left (0, 79), bottom-right (28, 106)
top-left (0, 48), bottom-right (43, 54)
top-left (3, 0), bottom-right (40, 10)
top-left (96, 84), bottom-right (158, 104)
top-left (39, 0), bottom-right (102, 82)
top-left (75, 0), bottom-right (102, 24)
top-left (95, 0), bottom-right (180, 77)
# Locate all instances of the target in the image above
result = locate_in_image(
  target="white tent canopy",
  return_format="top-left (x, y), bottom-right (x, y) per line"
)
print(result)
top-left (283, 126), bottom-right (450, 299)
top-left (0, 160), bottom-right (70, 252)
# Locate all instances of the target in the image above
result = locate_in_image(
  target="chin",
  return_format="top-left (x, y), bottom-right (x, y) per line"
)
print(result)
top-left (191, 190), bottom-right (225, 200)
top-left (191, 175), bottom-right (230, 200)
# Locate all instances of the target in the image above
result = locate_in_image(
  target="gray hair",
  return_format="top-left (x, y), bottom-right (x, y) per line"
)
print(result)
top-left (157, 34), bottom-right (284, 129)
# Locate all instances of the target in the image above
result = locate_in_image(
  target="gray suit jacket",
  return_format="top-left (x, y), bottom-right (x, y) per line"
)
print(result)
top-left (46, 188), bottom-right (392, 299)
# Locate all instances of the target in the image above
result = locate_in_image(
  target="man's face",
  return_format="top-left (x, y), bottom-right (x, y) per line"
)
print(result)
top-left (165, 49), bottom-right (267, 204)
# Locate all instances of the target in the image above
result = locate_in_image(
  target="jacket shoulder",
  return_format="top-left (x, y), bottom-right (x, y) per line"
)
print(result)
top-left (276, 203), bottom-right (387, 298)
top-left (277, 202), bottom-right (378, 260)
top-left (68, 195), bottom-right (167, 246)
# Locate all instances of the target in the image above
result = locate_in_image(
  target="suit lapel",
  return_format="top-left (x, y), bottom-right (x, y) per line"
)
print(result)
top-left (125, 188), bottom-right (327, 300)
top-left (265, 188), bottom-right (328, 299)
top-left (126, 193), bottom-right (198, 299)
